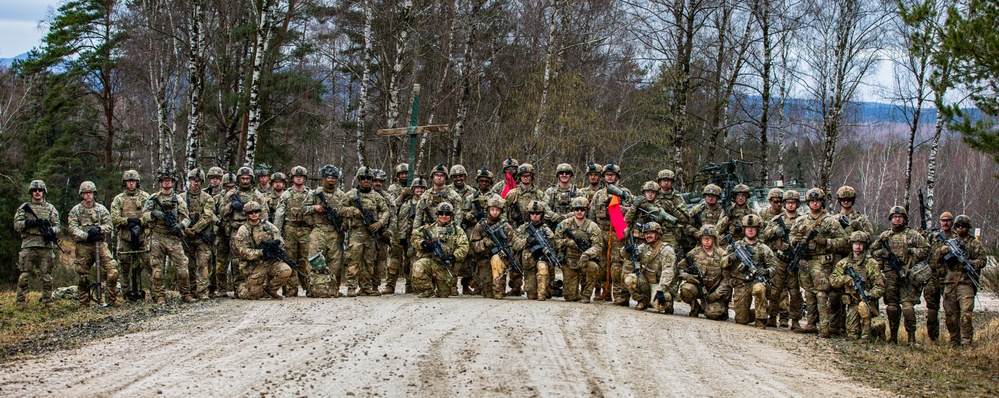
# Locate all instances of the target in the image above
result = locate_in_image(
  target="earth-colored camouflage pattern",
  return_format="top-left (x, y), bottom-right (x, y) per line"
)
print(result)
top-left (234, 220), bottom-right (292, 299)
top-left (554, 217), bottom-right (604, 302)
top-left (679, 245), bottom-right (730, 320)
top-left (831, 253), bottom-right (885, 340)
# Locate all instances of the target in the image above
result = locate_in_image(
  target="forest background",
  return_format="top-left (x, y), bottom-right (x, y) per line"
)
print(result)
top-left (2, 0), bottom-right (999, 285)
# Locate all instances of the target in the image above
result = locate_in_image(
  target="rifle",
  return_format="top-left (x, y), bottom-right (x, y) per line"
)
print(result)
top-left (786, 230), bottom-right (818, 285)
top-left (152, 196), bottom-right (189, 250)
top-left (189, 213), bottom-right (216, 247)
top-left (563, 228), bottom-right (592, 254)
top-left (683, 255), bottom-right (707, 310)
top-left (21, 203), bottom-right (61, 248)
top-left (354, 190), bottom-right (382, 250)
top-left (723, 234), bottom-right (769, 286)
top-left (944, 239), bottom-right (981, 292)
top-left (482, 219), bottom-right (524, 277)
top-left (918, 189), bottom-right (929, 232)
top-left (260, 239), bottom-right (307, 279)
top-left (526, 222), bottom-right (562, 269)
top-left (315, 191), bottom-right (344, 231)
top-left (624, 223), bottom-right (645, 282)
top-left (230, 192), bottom-right (246, 215)
top-left (878, 238), bottom-right (907, 283)
top-left (775, 217), bottom-right (791, 246)
top-left (510, 201), bottom-right (525, 225)
top-left (638, 204), bottom-right (677, 225)
top-left (844, 266), bottom-right (874, 316)
top-left (691, 207), bottom-right (706, 228)
top-left (421, 228), bottom-right (455, 278)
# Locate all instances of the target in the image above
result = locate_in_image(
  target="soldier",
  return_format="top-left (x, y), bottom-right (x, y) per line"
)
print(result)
top-left (686, 185), bottom-right (725, 246)
top-left (446, 165), bottom-right (474, 293)
top-left (544, 163), bottom-right (582, 227)
top-left (624, 181), bottom-right (676, 247)
top-left (448, 165), bottom-right (474, 199)
top-left (830, 231), bottom-right (885, 341)
top-left (68, 181), bottom-right (120, 306)
top-left (302, 165), bottom-right (347, 297)
top-left (835, 186), bottom-right (874, 236)
top-left (717, 184), bottom-right (753, 245)
top-left (254, 163), bottom-right (273, 196)
top-left (761, 190), bottom-right (805, 330)
top-left (491, 158), bottom-right (520, 195)
top-left (206, 167), bottom-right (225, 196)
top-left (339, 166), bottom-right (391, 297)
top-left (654, 169), bottom-right (690, 252)
top-left (503, 163), bottom-right (550, 296)
top-left (924, 212), bottom-right (955, 341)
top-left (219, 172), bottom-right (237, 195)
top-left (757, 188), bottom-right (784, 225)
top-left (467, 197), bottom-right (516, 299)
top-left (384, 176), bottom-right (427, 294)
top-left (554, 197), bottom-right (603, 302)
top-left (142, 169), bottom-right (194, 304)
top-left (678, 225), bottom-right (730, 320)
top-left (623, 222), bottom-right (677, 312)
top-left (789, 188), bottom-right (849, 338)
top-left (371, 169), bottom-right (396, 293)
top-left (274, 166), bottom-right (313, 297)
top-left (233, 201), bottom-right (293, 299)
top-left (411, 202), bottom-right (469, 298)
top-left (210, 171), bottom-right (237, 297)
top-left (578, 162), bottom-right (603, 202)
top-left (109, 170), bottom-right (150, 297)
top-left (589, 163), bottom-right (634, 305)
top-left (263, 172), bottom-right (287, 223)
top-left (183, 168), bottom-right (217, 300)
top-left (725, 215), bottom-right (776, 328)
top-left (510, 201), bottom-right (557, 300)
top-left (936, 214), bottom-right (985, 347)
top-left (463, 167), bottom-right (501, 226)
top-left (387, 163), bottom-right (410, 201)
top-left (13, 180), bottom-right (61, 308)
top-left (872, 206), bottom-right (930, 345)
top-left (413, 163), bottom-right (465, 233)
top-left (217, 167), bottom-right (269, 295)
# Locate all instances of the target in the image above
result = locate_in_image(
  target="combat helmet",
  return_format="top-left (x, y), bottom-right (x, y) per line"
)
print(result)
top-left (270, 172), bottom-right (287, 183)
top-left (123, 169), bottom-right (141, 183)
top-left (585, 162), bottom-right (602, 175)
top-left (518, 163), bottom-right (535, 176)
top-left (767, 188), bottom-right (784, 201)
top-left (742, 214), bottom-right (761, 228)
top-left (486, 197), bottom-right (505, 210)
top-left (602, 163), bottom-right (621, 176)
top-left (556, 163), bottom-right (574, 176)
top-left (449, 165), bottom-right (467, 177)
top-left (436, 202), bottom-right (454, 214)
top-left (290, 166), bottom-right (308, 177)
top-left (373, 169), bottom-right (388, 181)
top-left (698, 224), bottom-right (718, 239)
top-left (703, 184), bottom-right (722, 197)
top-left (644, 222), bottom-right (663, 234)
top-left (888, 205), bottom-right (908, 221)
top-left (955, 214), bottom-right (971, 228)
top-left (783, 190), bottom-right (800, 202)
top-left (187, 168), bottom-right (206, 181)
top-left (410, 175), bottom-right (428, 189)
top-left (157, 168), bottom-right (178, 181)
top-left (836, 186), bottom-right (857, 200)
top-left (28, 180), bottom-right (47, 193)
top-left (320, 165), bottom-right (341, 179)
top-left (642, 181), bottom-right (659, 192)
top-left (243, 201), bottom-right (262, 213)
top-left (355, 166), bottom-right (374, 179)
top-left (431, 162), bottom-right (448, 176)
top-left (805, 188), bottom-right (825, 202)
top-left (394, 163), bottom-right (410, 176)
top-left (475, 167), bottom-right (494, 182)
top-left (657, 169), bottom-right (676, 181)
top-left (570, 197), bottom-right (589, 210)
top-left (207, 167), bottom-right (224, 179)
top-left (850, 231), bottom-right (870, 244)
top-left (79, 181), bottom-right (97, 195)
top-left (526, 200), bottom-right (545, 213)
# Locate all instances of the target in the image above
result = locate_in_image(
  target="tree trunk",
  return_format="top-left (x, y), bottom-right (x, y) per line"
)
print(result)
top-left (356, 0), bottom-right (374, 166)
top-left (532, 0), bottom-right (561, 139)
top-left (243, 0), bottom-right (276, 168)
top-left (386, 0), bottom-right (414, 131)
top-left (185, 0), bottom-right (206, 171)
top-left (757, 0), bottom-right (771, 185)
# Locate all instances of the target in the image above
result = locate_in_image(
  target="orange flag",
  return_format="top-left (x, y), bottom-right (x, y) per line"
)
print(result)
top-left (608, 195), bottom-right (627, 240)
top-left (501, 172), bottom-right (516, 198)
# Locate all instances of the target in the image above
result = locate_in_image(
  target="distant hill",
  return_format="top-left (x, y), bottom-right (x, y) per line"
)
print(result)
top-left (0, 52), bottom-right (30, 68)
top-left (741, 96), bottom-right (979, 125)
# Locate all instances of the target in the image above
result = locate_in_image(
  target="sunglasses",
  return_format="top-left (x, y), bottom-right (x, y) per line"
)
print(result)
top-left (529, 212), bottom-right (544, 216)
top-left (245, 210), bottom-right (261, 215)
top-left (770, 199), bottom-right (782, 203)
top-left (29, 189), bottom-right (44, 193)
top-left (557, 172), bottom-right (572, 176)
top-left (573, 208), bottom-right (587, 211)
top-left (438, 212), bottom-right (453, 216)
top-left (358, 176), bottom-right (372, 181)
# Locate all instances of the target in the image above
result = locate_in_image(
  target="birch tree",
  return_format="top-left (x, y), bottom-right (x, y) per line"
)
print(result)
top-left (184, 0), bottom-right (208, 171)
top-left (243, 0), bottom-right (279, 167)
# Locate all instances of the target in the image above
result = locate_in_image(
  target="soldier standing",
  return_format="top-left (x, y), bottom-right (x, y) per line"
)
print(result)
top-left (301, 165), bottom-right (347, 297)
top-left (761, 190), bottom-right (804, 329)
top-left (274, 166), bottom-right (313, 297)
top-left (384, 176), bottom-right (427, 294)
top-left (717, 184), bottom-right (753, 244)
top-left (510, 201), bottom-right (557, 300)
top-left (835, 186), bottom-right (874, 236)
top-left (183, 168), bottom-right (217, 300)
top-left (678, 225), bottom-right (730, 320)
top-left (263, 172), bottom-right (287, 223)
top-left (578, 162), bottom-right (603, 202)
top-left (467, 197), bottom-right (516, 299)
top-left (554, 197), bottom-right (603, 302)
top-left (411, 203), bottom-right (469, 298)
top-left (233, 201), bottom-right (292, 299)
top-left (386, 163), bottom-right (410, 201)
top-left (339, 166), bottom-right (391, 297)
top-left (110, 170), bottom-right (150, 297)
top-left (217, 167), bottom-right (269, 295)
top-left (654, 169), bottom-right (690, 252)
top-left (413, 163), bottom-right (465, 233)
top-left (142, 169), bottom-right (194, 304)
top-left (757, 188), bottom-right (784, 225)
top-left (447, 165), bottom-right (474, 293)
top-left (544, 163), bottom-right (581, 227)
top-left (69, 181), bottom-right (120, 306)
top-left (830, 231), bottom-right (885, 341)
top-left (789, 188), bottom-right (849, 338)
top-left (623, 222), bottom-right (677, 312)
top-left (924, 212), bottom-right (955, 341)
top-left (371, 169), bottom-right (397, 293)
top-left (872, 206), bottom-right (930, 345)
top-left (210, 171), bottom-right (237, 297)
top-left (503, 163), bottom-right (549, 297)
top-left (589, 163), bottom-right (633, 305)
top-left (725, 215), bottom-right (775, 328)
top-left (936, 215), bottom-right (985, 347)
top-left (13, 180), bottom-right (61, 308)
top-left (686, 185), bottom-right (726, 246)
top-left (254, 164), bottom-right (273, 196)
top-left (206, 167), bottom-right (225, 197)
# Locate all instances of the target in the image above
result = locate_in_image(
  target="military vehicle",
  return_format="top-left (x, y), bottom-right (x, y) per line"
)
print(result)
top-left (681, 159), bottom-right (808, 213)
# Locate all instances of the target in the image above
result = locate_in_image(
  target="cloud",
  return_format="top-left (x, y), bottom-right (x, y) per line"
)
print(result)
top-left (0, 19), bottom-right (46, 58)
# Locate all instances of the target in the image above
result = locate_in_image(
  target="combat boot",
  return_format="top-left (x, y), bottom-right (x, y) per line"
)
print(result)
top-left (766, 318), bottom-right (777, 327)
top-left (381, 286), bottom-right (396, 295)
top-left (418, 290), bottom-right (435, 298)
top-left (794, 325), bottom-right (818, 334)
top-left (818, 328), bottom-right (830, 338)
top-left (756, 319), bottom-right (767, 329)
top-left (182, 295), bottom-right (197, 303)
top-left (347, 287), bottom-right (357, 297)
top-left (155, 297), bottom-right (166, 305)
top-left (635, 302), bottom-right (647, 310)
top-left (790, 319), bottom-right (801, 331)
top-left (362, 288), bottom-right (381, 296)
top-left (688, 302), bottom-right (701, 317)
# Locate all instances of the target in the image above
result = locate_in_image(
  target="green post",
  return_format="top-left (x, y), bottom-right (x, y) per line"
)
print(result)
top-left (406, 84), bottom-right (421, 186)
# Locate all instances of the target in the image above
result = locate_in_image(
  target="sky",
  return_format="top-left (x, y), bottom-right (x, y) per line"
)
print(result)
top-left (0, 0), bottom-right (58, 58)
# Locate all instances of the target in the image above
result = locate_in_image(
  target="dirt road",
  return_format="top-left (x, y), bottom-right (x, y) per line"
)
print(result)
top-left (0, 296), bottom-right (885, 397)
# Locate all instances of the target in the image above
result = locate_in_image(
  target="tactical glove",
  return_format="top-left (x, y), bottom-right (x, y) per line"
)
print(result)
top-left (684, 274), bottom-right (700, 284)
top-left (127, 218), bottom-right (141, 228)
top-left (654, 291), bottom-right (667, 307)
top-left (231, 201), bottom-right (244, 212)
top-left (443, 254), bottom-right (457, 264)
top-left (86, 227), bottom-right (102, 242)
top-left (367, 222), bottom-right (381, 234)
top-left (151, 210), bottom-right (165, 220)
top-left (25, 219), bottom-right (40, 228)
top-left (624, 244), bottom-right (637, 256)
top-left (420, 240), bottom-right (434, 252)
top-left (733, 224), bottom-right (743, 236)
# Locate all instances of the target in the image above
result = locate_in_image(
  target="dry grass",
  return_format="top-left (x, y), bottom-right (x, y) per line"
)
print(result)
top-left (833, 312), bottom-right (999, 396)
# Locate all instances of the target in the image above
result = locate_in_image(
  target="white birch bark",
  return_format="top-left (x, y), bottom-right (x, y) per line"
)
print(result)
top-left (355, 0), bottom-right (374, 166)
top-left (185, 0), bottom-right (206, 171)
top-left (243, 0), bottom-right (277, 168)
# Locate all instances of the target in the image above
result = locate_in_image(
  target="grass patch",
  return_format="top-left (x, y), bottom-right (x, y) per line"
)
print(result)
top-left (833, 311), bottom-right (999, 396)
top-left (0, 290), bottom-right (216, 361)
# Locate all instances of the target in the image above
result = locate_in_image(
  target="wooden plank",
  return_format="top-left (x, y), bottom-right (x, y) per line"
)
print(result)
top-left (376, 124), bottom-right (451, 137)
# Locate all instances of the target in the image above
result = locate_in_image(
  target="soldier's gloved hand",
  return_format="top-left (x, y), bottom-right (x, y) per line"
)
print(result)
top-left (399, 238), bottom-right (407, 247)
top-left (443, 254), bottom-right (457, 264)
top-left (420, 240), bottom-right (434, 252)
top-left (25, 219), bottom-right (40, 228)
top-left (231, 201), bottom-right (244, 212)
top-left (171, 223), bottom-right (186, 233)
top-left (839, 215), bottom-right (850, 228)
top-left (684, 274), bottom-right (700, 284)
top-left (578, 254), bottom-right (589, 265)
top-left (39, 219), bottom-right (51, 228)
top-left (654, 291), bottom-right (667, 306)
top-left (42, 230), bottom-right (56, 243)
top-left (367, 222), bottom-right (382, 234)
top-left (349, 208), bottom-right (363, 219)
top-left (733, 224), bottom-right (743, 236)
top-left (86, 227), bottom-right (102, 243)
top-left (624, 243), bottom-right (637, 256)
top-left (774, 228), bottom-right (785, 238)
top-left (526, 235), bottom-right (538, 246)
top-left (127, 218), bottom-right (141, 228)
top-left (565, 239), bottom-right (578, 249)
top-left (944, 253), bottom-right (959, 266)
top-left (151, 210), bottom-right (165, 220)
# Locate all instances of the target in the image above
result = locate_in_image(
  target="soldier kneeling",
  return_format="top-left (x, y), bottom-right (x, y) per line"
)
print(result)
top-left (623, 222), bottom-right (677, 312)
top-left (679, 225), bottom-right (730, 320)
top-left (411, 203), bottom-right (469, 298)
top-left (234, 201), bottom-right (292, 299)
top-left (830, 231), bottom-right (885, 342)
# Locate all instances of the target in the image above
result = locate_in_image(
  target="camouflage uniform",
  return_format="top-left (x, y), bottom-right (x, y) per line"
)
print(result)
top-left (386, 163), bottom-right (410, 201)
top-left (183, 179), bottom-right (217, 300)
top-left (924, 216), bottom-right (955, 341)
top-left (554, 197), bottom-right (604, 302)
top-left (577, 162), bottom-right (603, 203)
top-left (372, 169), bottom-right (397, 293)
top-left (756, 188), bottom-right (784, 226)
top-left (386, 180), bottom-right (424, 294)
top-left (233, 210), bottom-right (293, 300)
top-left (490, 158), bottom-right (520, 196)
top-left (339, 168), bottom-right (391, 296)
top-left (622, 223), bottom-right (677, 311)
top-left (467, 204), bottom-right (516, 299)
top-left (301, 167), bottom-right (347, 296)
top-left (588, 169), bottom-right (633, 304)
top-left (210, 172), bottom-right (236, 295)
top-left (69, 182), bottom-right (120, 306)
top-left (262, 182), bottom-right (284, 224)
top-left (413, 186), bottom-right (465, 233)
top-left (446, 165), bottom-right (474, 294)
top-left (274, 170), bottom-right (313, 297)
top-left (503, 165), bottom-right (549, 296)
top-left (544, 163), bottom-right (582, 227)
top-left (653, 184), bottom-right (690, 251)
top-left (936, 218), bottom-right (985, 346)
top-left (716, 184), bottom-right (754, 245)
top-left (142, 179), bottom-right (194, 303)
top-left (679, 229), bottom-right (730, 320)
top-left (871, 207), bottom-right (930, 343)
top-left (760, 205), bottom-right (804, 328)
top-left (217, 168), bottom-right (269, 293)
top-left (685, 185), bottom-right (726, 247)
top-left (831, 238), bottom-right (885, 341)
top-left (510, 209), bottom-right (557, 300)
top-left (13, 181), bottom-right (61, 306)
top-left (109, 171), bottom-right (150, 295)
top-left (789, 189), bottom-right (849, 336)
top-left (411, 205), bottom-right (469, 297)
top-left (724, 226), bottom-right (775, 326)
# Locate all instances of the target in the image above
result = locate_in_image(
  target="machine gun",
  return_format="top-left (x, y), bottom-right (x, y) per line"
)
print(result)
top-left (421, 228), bottom-right (455, 278)
top-left (482, 220), bottom-right (524, 277)
top-left (354, 190), bottom-right (382, 250)
top-left (21, 203), bottom-right (59, 246)
top-left (844, 266), bottom-right (874, 316)
top-left (683, 256), bottom-right (707, 311)
top-left (723, 234), bottom-right (769, 286)
top-left (638, 204), bottom-right (677, 226)
top-left (526, 223), bottom-right (562, 269)
top-left (152, 197), bottom-right (189, 250)
top-left (878, 238), bottom-right (907, 283)
top-left (786, 230), bottom-right (818, 285)
top-left (944, 239), bottom-right (981, 292)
